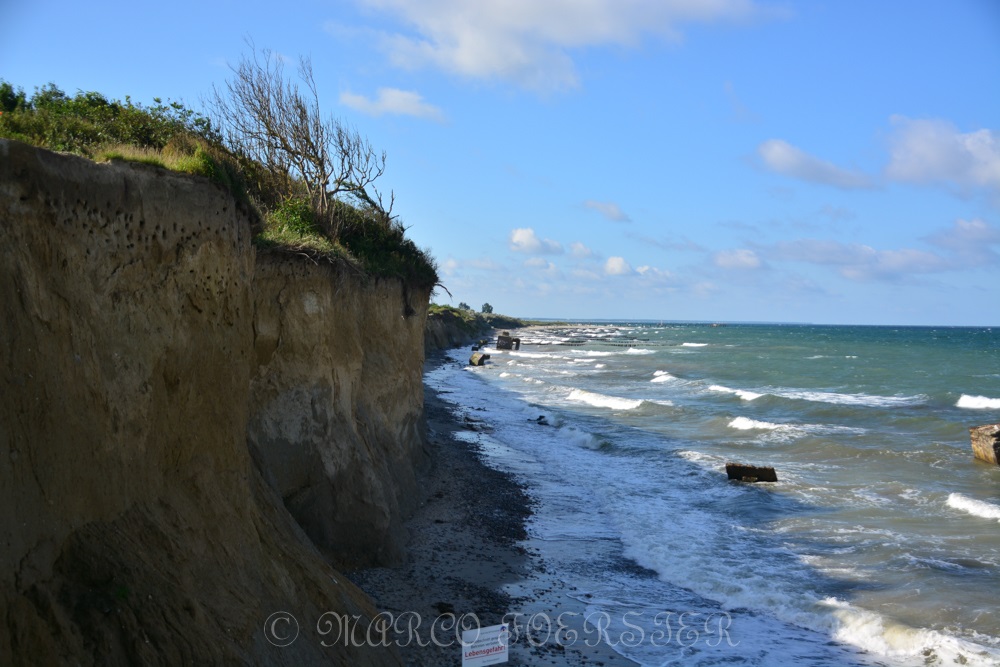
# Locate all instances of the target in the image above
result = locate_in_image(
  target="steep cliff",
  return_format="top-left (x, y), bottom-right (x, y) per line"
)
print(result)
top-left (0, 139), bottom-right (427, 665)
top-left (249, 254), bottom-right (430, 567)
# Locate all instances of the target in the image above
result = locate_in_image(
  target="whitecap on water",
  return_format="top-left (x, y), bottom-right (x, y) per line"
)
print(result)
top-left (709, 384), bottom-right (763, 400)
top-left (651, 370), bottom-right (677, 383)
top-left (947, 493), bottom-right (1000, 521)
top-left (774, 389), bottom-right (926, 408)
top-left (566, 388), bottom-right (643, 410)
top-left (728, 416), bottom-right (788, 431)
top-left (956, 394), bottom-right (1000, 409)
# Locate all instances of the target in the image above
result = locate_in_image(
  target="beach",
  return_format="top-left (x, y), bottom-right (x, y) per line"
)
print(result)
top-left (347, 355), bottom-right (639, 666)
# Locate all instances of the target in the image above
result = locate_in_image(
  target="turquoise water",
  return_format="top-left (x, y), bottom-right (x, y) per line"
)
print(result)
top-left (427, 323), bottom-right (1000, 666)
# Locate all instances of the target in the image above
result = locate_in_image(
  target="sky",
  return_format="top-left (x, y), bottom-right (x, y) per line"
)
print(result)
top-left (3, 1), bottom-right (1000, 325)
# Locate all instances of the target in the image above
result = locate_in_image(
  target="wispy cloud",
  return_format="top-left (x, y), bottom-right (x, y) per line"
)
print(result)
top-left (629, 233), bottom-right (706, 253)
top-left (757, 219), bottom-right (1000, 281)
top-left (723, 80), bottom-right (759, 123)
top-left (569, 241), bottom-right (596, 258)
top-left (714, 248), bottom-right (764, 270)
top-left (524, 257), bottom-right (560, 275)
top-left (339, 87), bottom-right (445, 121)
top-left (584, 199), bottom-right (631, 222)
top-left (924, 218), bottom-right (1000, 266)
top-left (509, 227), bottom-right (563, 254)
top-left (356, 0), bottom-right (781, 91)
top-left (757, 139), bottom-right (874, 190)
top-left (818, 204), bottom-right (856, 222)
top-left (441, 256), bottom-right (506, 276)
top-left (885, 116), bottom-right (1000, 194)
top-left (836, 248), bottom-right (951, 282)
top-left (636, 265), bottom-right (678, 287)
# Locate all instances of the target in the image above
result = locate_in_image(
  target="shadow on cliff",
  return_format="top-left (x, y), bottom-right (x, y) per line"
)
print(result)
top-left (0, 140), bottom-right (440, 665)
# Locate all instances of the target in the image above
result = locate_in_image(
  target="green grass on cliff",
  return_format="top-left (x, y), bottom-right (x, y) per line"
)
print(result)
top-left (428, 304), bottom-right (483, 334)
top-left (0, 80), bottom-right (439, 290)
top-left (428, 305), bottom-right (526, 334)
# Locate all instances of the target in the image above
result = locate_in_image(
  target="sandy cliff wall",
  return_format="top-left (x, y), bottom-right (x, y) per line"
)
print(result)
top-left (424, 310), bottom-right (525, 353)
top-left (249, 255), bottom-right (430, 567)
top-left (0, 139), bottom-right (425, 665)
top-left (424, 312), bottom-right (480, 352)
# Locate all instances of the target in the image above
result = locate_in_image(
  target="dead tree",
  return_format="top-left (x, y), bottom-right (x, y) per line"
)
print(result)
top-left (209, 41), bottom-right (388, 238)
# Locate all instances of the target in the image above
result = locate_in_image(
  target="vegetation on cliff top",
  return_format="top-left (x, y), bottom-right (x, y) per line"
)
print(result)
top-left (427, 304), bottom-right (526, 334)
top-left (0, 66), bottom-right (438, 289)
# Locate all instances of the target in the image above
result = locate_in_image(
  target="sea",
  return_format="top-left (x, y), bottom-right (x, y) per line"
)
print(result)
top-left (425, 322), bottom-right (1000, 667)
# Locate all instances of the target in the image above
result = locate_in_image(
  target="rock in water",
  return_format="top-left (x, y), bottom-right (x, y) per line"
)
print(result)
top-left (726, 462), bottom-right (778, 483)
top-left (970, 424), bottom-right (1000, 465)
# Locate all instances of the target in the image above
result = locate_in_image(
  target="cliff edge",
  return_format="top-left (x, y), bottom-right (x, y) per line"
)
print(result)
top-left (424, 308), bottom-right (525, 353)
top-left (0, 139), bottom-right (430, 664)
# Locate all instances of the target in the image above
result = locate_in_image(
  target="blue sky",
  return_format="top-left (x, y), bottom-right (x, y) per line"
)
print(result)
top-left (4, 1), bottom-right (999, 325)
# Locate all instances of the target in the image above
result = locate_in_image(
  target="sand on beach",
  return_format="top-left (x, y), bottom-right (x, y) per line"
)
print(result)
top-left (346, 358), bottom-right (640, 666)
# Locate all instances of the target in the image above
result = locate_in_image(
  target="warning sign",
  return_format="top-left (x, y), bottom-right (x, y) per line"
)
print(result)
top-left (461, 623), bottom-right (509, 666)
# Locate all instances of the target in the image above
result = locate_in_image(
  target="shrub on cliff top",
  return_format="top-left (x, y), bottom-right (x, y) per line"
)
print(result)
top-left (0, 77), bottom-right (439, 290)
top-left (268, 195), bottom-right (319, 237)
top-left (0, 81), bottom-right (216, 154)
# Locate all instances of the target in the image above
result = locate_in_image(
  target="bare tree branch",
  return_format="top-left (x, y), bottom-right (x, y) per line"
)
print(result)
top-left (208, 40), bottom-right (389, 238)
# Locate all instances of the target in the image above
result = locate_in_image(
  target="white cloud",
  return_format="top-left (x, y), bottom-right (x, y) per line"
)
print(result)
top-left (885, 116), bottom-right (1000, 193)
top-left (584, 200), bottom-right (631, 222)
top-left (357, 0), bottom-right (778, 90)
top-left (758, 139), bottom-right (873, 190)
top-left (604, 256), bottom-right (634, 275)
top-left (523, 257), bottom-right (559, 275)
top-left (509, 227), bottom-right (563, 254)
top-left (635, 265), bottom-right (678, 287)
top-left (714, 248), bottom-right (763, 269)
top-left (569, 241), bottom-right (596, 258)
top-left (339, 87), bottom-right (445, 121)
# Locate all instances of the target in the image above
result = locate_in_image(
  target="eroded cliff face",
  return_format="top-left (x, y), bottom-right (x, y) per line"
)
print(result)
top-left (0, 139), bottom-right (426, 665)
top-left (249, 255), bottom-right (430, 567)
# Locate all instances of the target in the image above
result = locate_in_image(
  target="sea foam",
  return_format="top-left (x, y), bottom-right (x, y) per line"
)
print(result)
top-left (566, 388), bottom-right (643, 410)
top-left (823, 597), bottom-right (1000, 667)
top-left (729, 416), bottom-right (787, 431)
top-left (650, 370), bottom-right (676, 383)
top-left (947, 493), bottom-right (1000, 521)
top-left (710, 384), bottom-right (763, 400)
top-left (775, 389), bottom-right (925, 408)
top-left (957, 394), bottom-right (1000, 409)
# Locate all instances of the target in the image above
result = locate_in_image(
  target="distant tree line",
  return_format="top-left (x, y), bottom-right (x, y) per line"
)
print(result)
top-left (455, 302), bottom-right (493, 313)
